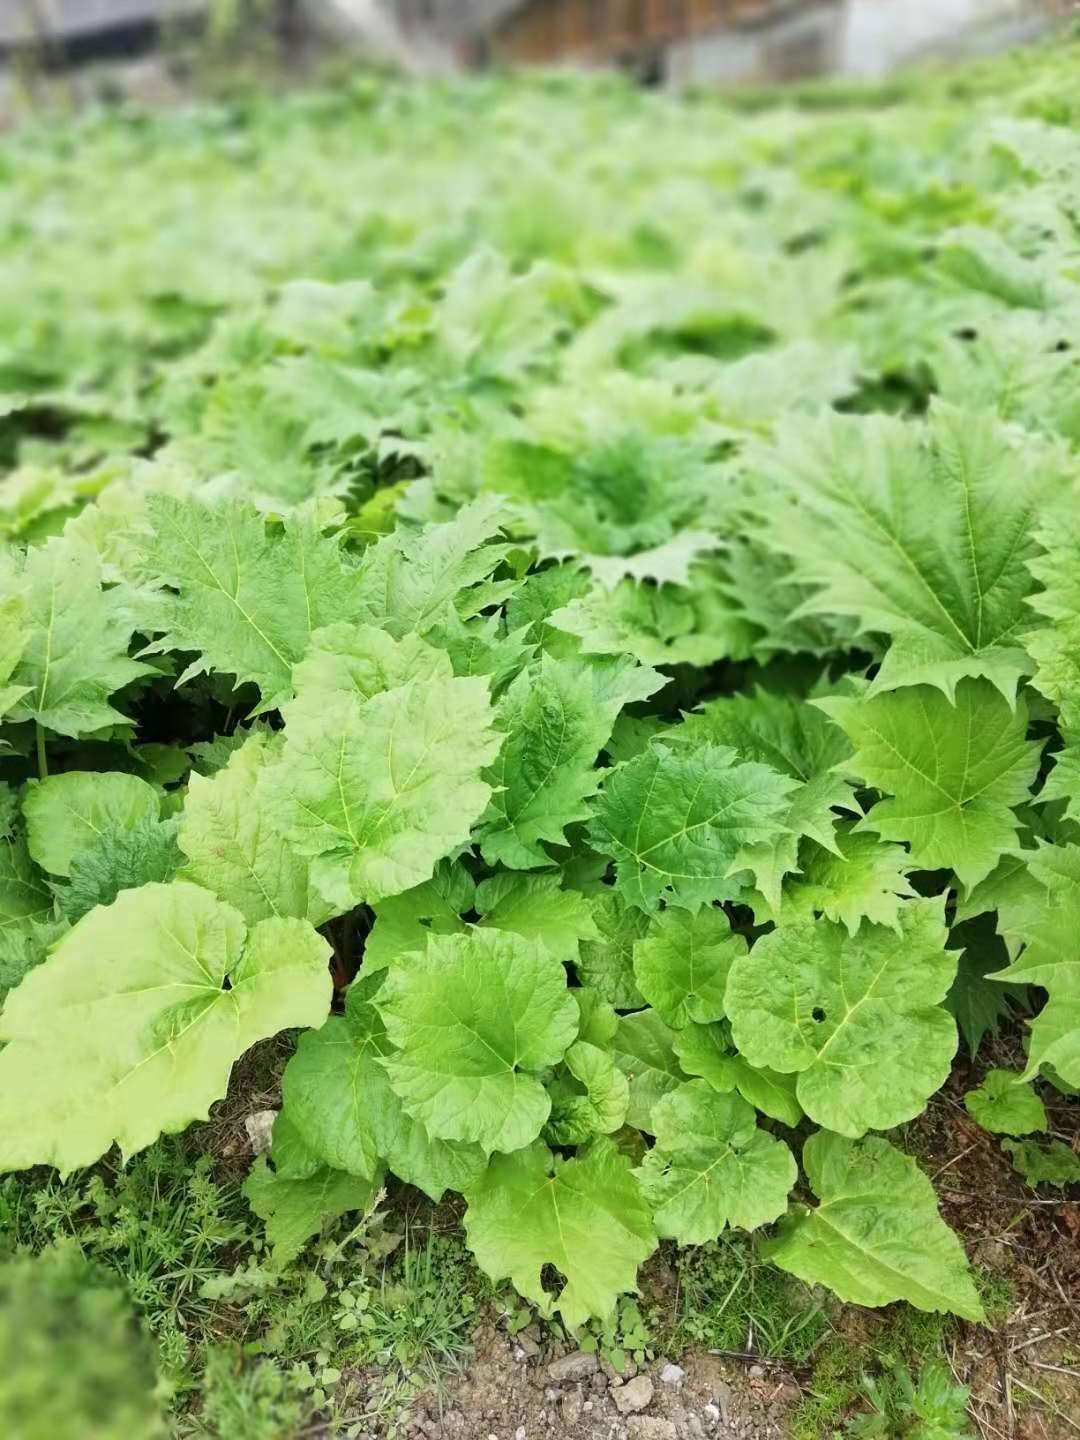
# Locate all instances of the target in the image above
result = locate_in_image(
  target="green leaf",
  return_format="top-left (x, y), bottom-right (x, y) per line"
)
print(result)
top-left (577, 891), bottom-right (648, 1009)
top-left (353, 496), bottom-right (511, 639)
top-left (243, 1157), bottom-right (381, 1267)
top-left (478, 653), bottom-right (661, 868)
top-left (23, 772), bottom-right (161, 878)
top-left (671, 689), bottom-right (855, 907)
top-left (989, 844), bottom-right (1080, 1088)
top-left (280, 976), bottom-right (486, 1200)
top-left (376, 929), bottom-right (578, 1153)
top-left (0, 594), bottom-right (28, 721)
top-left (261, 671), bottom-right (500, 912)
top-left (589, 744), bottom-right (796, 912)
top-left (0, 882), bottom-right (332, 1174)
top-left (726, 897), bottom-right (957, 1136)
top-left (758, 826), bottom-right (917, 934)
top-left (463, 1137), bottom-right (656, 1329)
top-left (767, 1132), bottom-right (984, 1320)
top-left (612, 1008), bottom-right (686, 1132)
top-left (363, 861), bottom-right (474, 975)
top-left (549, 573), bottom-right (756, 669)
top-left (632, 906), bottom-right (745, 1029)
top-left (944, 915), bottom-right (1029, 1058)
top-left (141, 497), bottom-right (363, 712)
top-left (1, 535), bottom-right (151, 738)
top-left (178, 729), bottom-right (334, 927)
top-left (475, 871), bottom-right (600, 961)
top-left (545, 1041), bottom-right (630, 1146)
top-left (1002, 1138), bottom-right (1080, 1188)
top-left (635, 1081), bottom-right (796, 1244)
top-left (674, 1022), bottom-right (803, 1128)
top-left (964, 1070), bottom-right (1046, 1135)
top-left (1026, 514), bottom-right (1080, 729)
top-left (0, 833), bottom-right (52, 942)
top-left (59, 818), bottom-right (181, 924)
top-left (817, 680), bottom-right (1039, 889)
top-left (760, 404), bottom-right (1069, 700)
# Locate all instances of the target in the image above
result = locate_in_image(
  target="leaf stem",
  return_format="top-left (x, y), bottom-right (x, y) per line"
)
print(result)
top-left (35, 723), bottom-right (48, 780)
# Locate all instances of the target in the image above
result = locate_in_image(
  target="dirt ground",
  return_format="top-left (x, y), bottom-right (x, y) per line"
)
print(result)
top-left (391, 1069), bottom-right (1079, 1440)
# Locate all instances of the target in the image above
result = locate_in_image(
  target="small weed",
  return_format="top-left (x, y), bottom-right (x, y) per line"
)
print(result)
top-left (844, 1361), bottom-right (972, 1440)
top-left (363, 1229), bottom-right (478, 1376)
top-left (792, 1303), bottom-right (964, 1440)
top-left (580, 1296), bottom-right (655, 1374)
top-left (182, 1348), bottom-right (306, 1440)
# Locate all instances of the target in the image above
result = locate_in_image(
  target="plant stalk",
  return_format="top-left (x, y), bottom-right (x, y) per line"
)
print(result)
top-left (35, 722), bottom-right (48, 780)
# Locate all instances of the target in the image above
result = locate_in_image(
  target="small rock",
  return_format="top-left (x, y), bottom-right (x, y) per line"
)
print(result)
top-left (659, 1363), bottom-right (685, 1389)
top-left (516, 1332), bottom-right (542, 1359)
top-left (583, 1401), bottom-right (594, 1413)
top-left (244, 1108), bottom-right (277, 1155)
top-left (714, 1384), bottom-right (732, 1423)
top-left (544, 1388), bottom-right (562, 1404)
top-left (626, 1421), bottom-right (677, 1440)
top-left (611, 1376), bottom-right (654, 1416)
top-left (748, 1364), bottom-right (765, 1380)
top-left (591, 1371), bottom-right (609, 1394)
top-left (686, 1418), bottom-right (705, 1439)
top-left (561, 1392), bottom-right (583, 1427)
top-left (547, 1351), bottom-right (599, 1384)
top-left (515, 1428), bottom-right (527, 1440)
top-left (702, 1404), bottom-right (721, 1425)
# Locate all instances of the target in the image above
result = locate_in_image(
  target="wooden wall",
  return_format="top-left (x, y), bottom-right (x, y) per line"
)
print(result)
top-left (488, 0), bottom-right (794, 66)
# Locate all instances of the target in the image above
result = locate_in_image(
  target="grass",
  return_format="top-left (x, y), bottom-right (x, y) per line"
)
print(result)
top-left (0, 1138), bottom-right (485, 1436)
top-left (666, 1233), bottom-right (829, 1364)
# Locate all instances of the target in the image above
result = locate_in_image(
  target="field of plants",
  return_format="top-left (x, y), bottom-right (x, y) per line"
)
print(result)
top-left (0, 32), bottom-right (1079, 1439)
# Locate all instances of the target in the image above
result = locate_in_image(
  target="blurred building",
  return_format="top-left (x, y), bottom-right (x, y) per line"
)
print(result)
top-left (382, 0), bottom-right (1070, 81)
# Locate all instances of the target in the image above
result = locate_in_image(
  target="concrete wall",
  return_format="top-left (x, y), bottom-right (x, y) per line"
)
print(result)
top-left (0, 0), bottom-right (203, 48)
top-left (666, 3), bottom-right (842, 84)
top-left (839, 0), bottom-right (1036, 75)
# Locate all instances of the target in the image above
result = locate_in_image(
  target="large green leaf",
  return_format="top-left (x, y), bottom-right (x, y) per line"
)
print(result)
top-left (818, 680), bottom-right (1039, 889)
top-left (23, 772), bottom-right (161, 878)
top-left (280, 976), bottom-right (486, 1200)
top-left (478, 653), bottom-right (660, 868)
top-left (178, 728), bottom-right (334, 927)
top-left (670, 688), bottom-right (855, 907)
top-left (760, 404), bottom-right (1070, 700)
top-left (243, 1158), bottom-right (381, 1267)
top-left (0, 882), bottom-right (332, 1175)
top-left (612, 1008), bottom-right (686, 1132)
top-left (589, 743), bottom-right (795, 911)
top-left (726, 897), bottom-right (957, 1136)
top-left (141, 497), bottom-right (363, 712)
top-left (767, 1132), bottom-right (984, 1321)
top-left (636, 1081), bottom-right (796, 1244)
top-left (632, 906), bottom-right (744, 1029)
top-left (990, 843), bottom-right (1080, 1088)
top-left (1, 535), bottom-right (151, 738)
top-left (261, 673), bottom-right (500, 912)
top-left (673, 1021), bottom-right (803, 1128)
top-left (464, 1138), bottom-right (656, 1329)
top-left (376, 929), bottom-right (578, 1153)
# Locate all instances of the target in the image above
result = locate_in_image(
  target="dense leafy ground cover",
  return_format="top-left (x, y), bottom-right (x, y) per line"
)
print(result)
top-left (1, 35), bottom-right (1079, 1430)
